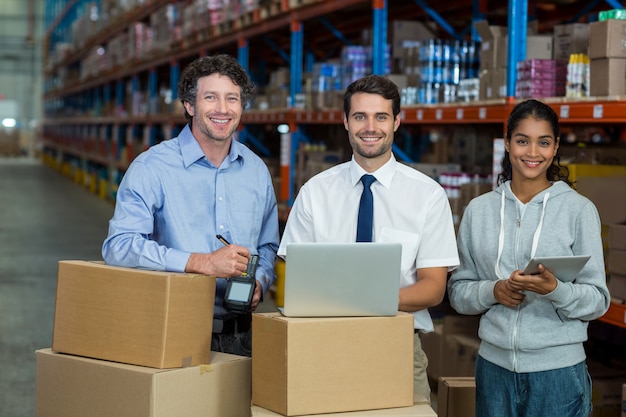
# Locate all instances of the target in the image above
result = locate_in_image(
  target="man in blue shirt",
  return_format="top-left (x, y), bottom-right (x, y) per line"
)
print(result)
top-left (102, 54), bottom-right (279, 356)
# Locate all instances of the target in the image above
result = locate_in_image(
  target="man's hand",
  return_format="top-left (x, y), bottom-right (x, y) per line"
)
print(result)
top-left (186, 245), bottom-right (250, 277)
top-left (250, 280), bottom-right (263, 311)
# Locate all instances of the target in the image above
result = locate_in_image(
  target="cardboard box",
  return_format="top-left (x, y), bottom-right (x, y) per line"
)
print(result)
top-left (52, 260), bottom-right (216, 369)
top-left (437, 377), bottom-right (476, 417)
top-left (474, 21), bottom-right (508, 69)
top-left (608, 273), bottom-right (626, 302)
top-left (250, 401), bottom-right (436, 417)
top-left (36, 349), bottom-right (251, 417)
top-left (591, 377), bottom-right (625, 417)
top-left (553, 23), bottom-right (590, 60)
top-left (609, 223), bottom-right (626, 250)
top-left (590, 58), bottom-right (626, 96)
top-left (589, 19), bottom-right (626, 59)
top-left (474, 21), bottom-right (553, 69)
top-left (567, 164), bottom-right (626, 226)
top-left (609, 249), bottom-right (626, 275)
top-left (417, 315), bottom-right (479, 383)
top-left (252, 312), bottom-right (414, 416)
top-left (391, 20), bottom-right (434, 58)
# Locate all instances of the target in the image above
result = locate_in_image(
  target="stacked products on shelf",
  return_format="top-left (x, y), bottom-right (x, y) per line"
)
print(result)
top-left (588, 15), bottom-right (626, 96)
top-left (475, 20), bottom-right (554, 101)
top-left (418, 39), bottom-right (480, 104)
top-left (515, 59), bottom-right (567, 99)
top-left (607, 223), bottom-right (626, 302)
top-left (566, 53), bottom-right (590, 97)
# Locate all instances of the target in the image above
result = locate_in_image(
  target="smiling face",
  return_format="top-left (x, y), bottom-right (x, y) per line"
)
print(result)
top-left (343, 92), bottom-right (400, 171)
top-left (184, 73), bottom-right (243, 144)
top-left (506, 116), bottom-right (559, 186)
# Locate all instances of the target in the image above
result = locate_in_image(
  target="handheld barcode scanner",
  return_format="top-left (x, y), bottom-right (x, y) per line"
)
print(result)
top-left (224, 254), bottom-right (259, 314)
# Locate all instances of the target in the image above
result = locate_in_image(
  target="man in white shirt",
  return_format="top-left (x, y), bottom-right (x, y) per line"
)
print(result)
top-left (278, 74), bottom-right (459, 400)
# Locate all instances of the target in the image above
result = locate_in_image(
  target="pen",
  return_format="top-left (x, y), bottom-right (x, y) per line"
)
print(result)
top-left (216, 234), bottom-right (231, 246)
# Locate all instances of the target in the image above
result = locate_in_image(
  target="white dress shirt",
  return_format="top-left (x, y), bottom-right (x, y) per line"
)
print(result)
top-left (278, 155), bottom-right (459, 331)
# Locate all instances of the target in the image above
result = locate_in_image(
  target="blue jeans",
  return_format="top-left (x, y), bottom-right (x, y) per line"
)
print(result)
top-left (475, 355), bottom-right (592, 417)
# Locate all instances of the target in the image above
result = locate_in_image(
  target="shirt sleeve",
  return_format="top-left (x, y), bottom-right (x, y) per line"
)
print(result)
top-left (101, 160), bottom-right (190, 272)
top-left (254, 174), bottom-right (280, 295)
top-left (447, 200), bottom-right (500, 315)
top-left (544, 200), bottom-right (610, 321)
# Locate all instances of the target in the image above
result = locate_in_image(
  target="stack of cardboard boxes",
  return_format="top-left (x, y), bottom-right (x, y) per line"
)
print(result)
top-left (36, 260), bottom-right (252, 417)
top-left (421, 315), bottom-right (480, 417)
top-left (475, 20), bottom-right (553, 100)
top-left (37, 260), bottom-right (439, 416)
top-left (589, 19), bottom-right (626, 96)
top-left (608, 223), bottom-right (626, 302)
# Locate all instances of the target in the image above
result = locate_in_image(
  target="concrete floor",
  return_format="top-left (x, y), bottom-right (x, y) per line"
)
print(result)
top-left (0, 157), bottom-right (114, 417)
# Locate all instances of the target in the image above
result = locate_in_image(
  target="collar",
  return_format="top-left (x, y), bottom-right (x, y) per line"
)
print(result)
top-left (349, 154), bottom-right (396, 189)
top-left (179, 124), bottom-right (244, 168)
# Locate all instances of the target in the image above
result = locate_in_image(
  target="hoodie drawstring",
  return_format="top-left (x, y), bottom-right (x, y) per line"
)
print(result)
top-left (495, 189), bottom-right (550, 280)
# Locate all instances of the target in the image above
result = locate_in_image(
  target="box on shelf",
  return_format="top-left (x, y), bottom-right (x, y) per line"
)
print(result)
top-left (553, 23), bottom-right (589, 60)
top-left (588, 19), bottom-right (626, 59)
top-left (474, 21), bottom-right (508, 70)
top-left (52, 260), bottom-right (216, 369)
top-left (36, 349), bottom-right (251, 417)
top-left (567, 164), bottom-right (626, 226)
top-left (437, 377), bottom-right (476, 417)
top-left (590, 58), bottom-right (626, 96)
top-left (609, 249), bottom-right (626, 275)
top-left (252, 312), bottom-right (414, 416)
top-left (590, 376), bottom-right (625, 417)
top-left (474, 21), bottom-right (553, 69)
top-left (608, 223), bottom-right (626, 250)
top-left (608, 273), bottom-right (626, 302)
top-left (391, 20), bottom-right (434, 59)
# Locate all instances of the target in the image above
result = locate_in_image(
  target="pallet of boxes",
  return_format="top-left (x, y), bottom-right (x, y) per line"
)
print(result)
top-left (36, 260), bottom-right (251, 417)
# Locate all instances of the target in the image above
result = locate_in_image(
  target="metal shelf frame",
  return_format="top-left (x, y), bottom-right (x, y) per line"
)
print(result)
top-left (43, 0), bottom-right (626, 205)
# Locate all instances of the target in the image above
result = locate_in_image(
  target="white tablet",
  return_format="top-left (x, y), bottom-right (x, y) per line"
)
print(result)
top-left (522, 255), bottom-right (591, 282)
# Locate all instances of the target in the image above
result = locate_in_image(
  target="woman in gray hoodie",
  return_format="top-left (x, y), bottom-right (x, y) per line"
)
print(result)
top-left (448, 99), bottom-right (610, 417)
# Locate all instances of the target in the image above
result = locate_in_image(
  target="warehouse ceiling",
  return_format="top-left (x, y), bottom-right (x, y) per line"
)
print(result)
top-left (0, 0), bottom-right (43, 74)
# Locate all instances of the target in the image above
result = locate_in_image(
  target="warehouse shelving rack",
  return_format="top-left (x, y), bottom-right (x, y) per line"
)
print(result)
top-left (43, 0), bottom-right (626, 326)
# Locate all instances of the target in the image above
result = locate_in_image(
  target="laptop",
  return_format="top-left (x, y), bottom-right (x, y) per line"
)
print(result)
top-left (280, 242), bottom-right (402, 317)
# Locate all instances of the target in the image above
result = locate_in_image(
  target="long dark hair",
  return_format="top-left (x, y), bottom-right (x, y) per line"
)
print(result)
top-left (497, 99), bottom-right (571, 186)
top-left (177, 54), bottom-right (255, 124)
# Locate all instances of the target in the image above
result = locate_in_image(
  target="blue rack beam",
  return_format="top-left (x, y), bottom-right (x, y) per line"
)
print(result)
top-left (507, 0), bottom-right (528, 98)
top-left (372, 0), bottom-right (388, 75)
top-left (412, 0), bottom-right (462, 40)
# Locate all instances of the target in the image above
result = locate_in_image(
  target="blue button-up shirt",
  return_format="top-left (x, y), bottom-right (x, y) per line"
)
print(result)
top-left (102, 125), bottom-right (279, 318)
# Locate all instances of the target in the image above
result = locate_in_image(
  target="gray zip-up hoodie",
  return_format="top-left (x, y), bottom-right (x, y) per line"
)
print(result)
top-left (448, 180), bottom-right (610, 373)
